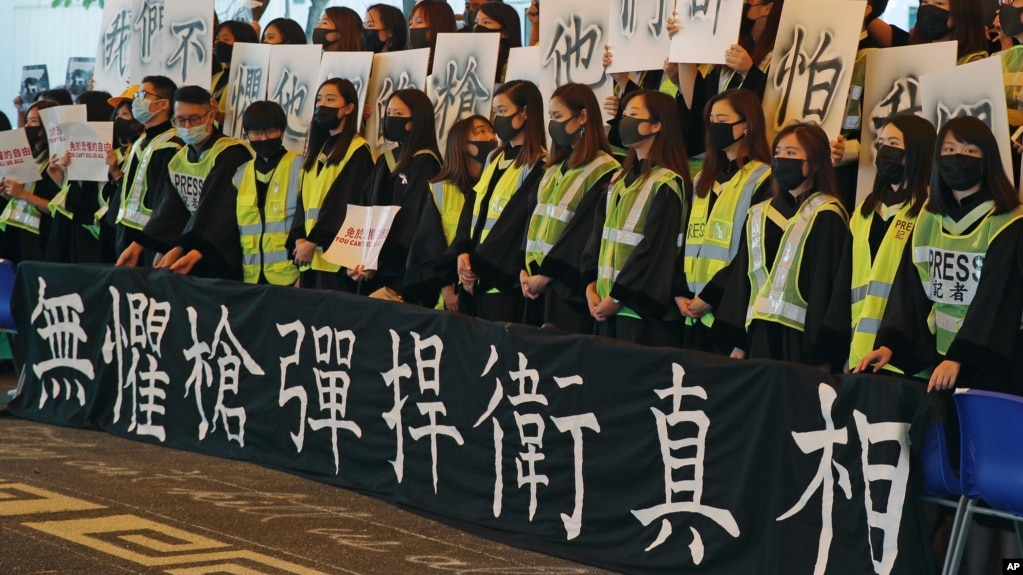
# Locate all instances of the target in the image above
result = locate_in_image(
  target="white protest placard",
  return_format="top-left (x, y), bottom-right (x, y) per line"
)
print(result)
top-left (669, 0), bottom-right (745, 64)
top-left (323, 205), bottom-right (402, 270)
top-left (66, 58), bottom-right (96, 98)
top-left (63, 122), bottom-right (114, 183)
top-left (162, 0), bottom-right (215, 90)
top-left (607, 0), bottom-right (672, 72)
top-left (39, 105), bottom-right (87, 159)
top-left (505, 47), bottom-right (540, 87)
top-left (366, 49), bottom-right (431, 157)
top-left (761, 0), bottom-right (866, 142)
top-left (94, 0), bottom-right (133, 93)
top-left (130, 0), bottom-right (166, 83)
top-left (20, 65), bottom-right (50, 112)
top-left (540, 0), bottom-right (614, 123)
top-left (224, 42), bottom-right (271, 139)
top-left (920, 56), bottom-right (1014, 184)
top-left (429, 33), bottom-right (500, 152)
top-left (316, 51), bottom-right (375, 131)
top-left (0, 130), bottom-right (42, 184)
top-left (268, 44), bottom-right (324, 154)
top-left (855, 42), bottom-right (957, 206)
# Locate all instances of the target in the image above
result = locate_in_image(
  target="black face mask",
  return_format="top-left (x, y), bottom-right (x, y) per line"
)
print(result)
top-left (26, 126), bottom-right (46, 154)
top-left (474, 25), bottom-right (501, 34)
top-left (708, 120), bottom-right (745, 151)
top-left (771, 157), bottom-right (807, 190)
top-left (493, 113), bottom-right (522, 142)
top-left (362, 29), bottom-right (385, 53)
top-left (618, 116), bottom-right (654, 147)
top-left (312, 28), bottom-right (333, 45)
top-left (874, 145), bottom-right (906, 186)
top-left (467, 139), bottom-right (497, 165)
top-left (915, 4), bottom-right (951, 41)
top-left (250, 137), bottom-right (283, 159)
top-left (548, 117), bottom-right (581, 148)
top-left (384, 116), bottom-right (410, 142)
top-left (314, 106), bottom-right (342, 131)
top-left (215, 41), bottom-right (234, 64)
top-left (113, 117), bottom-right (144, 145)
top-left (939, 153), bottom-right (984, 191)
top-left (409, 27), bottom-right (430, 49)
top-left (1002, 5), bottom-right (1023, 38)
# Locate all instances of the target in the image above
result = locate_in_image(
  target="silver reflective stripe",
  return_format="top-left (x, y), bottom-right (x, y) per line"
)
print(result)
top-left (851, 280), bottom-right (891, 304)
top-left (748, 203), bottom-right (767, 289)
top-left (753, 296), bottom-right (807, 325)
top-left (118, 130), bottom-right (176, 227)
top-left (598, 265), bottom-right (617, 281)
top-left (4, 200), bottom-right (41, 230)
top-left (855, 317), bottom-right (881, 335)
top-left (525, 238), bottom-right (556, 256)
top-left (306, 207), bottom-right (320, 221)
top-left (239, 220), bottom-right (290, 236)
top-left (481, 217), bottom-right (499, 233)
top-left (243, 250), bottom-right (290, 266)
top-left (934, 310), bottom-right (962, 334)
top-left (431, 181), bottom-right (444, 210)
top-left (677, 233), bottom-right (683, 248)
top-left (533, 202), bottom-right (576, 223)
top-left (606, 228), bottom-right (644, 246)
top-left (692, 244), bottom-right (732, 264)
top-left (911, 246), bottom-right (932, 264)
top-left (690, 280), bottom-right (707, 294)
top-left (622, 168), bottom-right (669, 235)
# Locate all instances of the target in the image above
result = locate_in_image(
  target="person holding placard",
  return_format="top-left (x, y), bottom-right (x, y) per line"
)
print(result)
top-left (119, 85), bottom-right (252, 280)
top-left (431, 115), bottom-right (497, 312)
top-left (472, 2), bottom-right (521, 82)
top-left (290, 78), bottom-right (374, 291)
top-left (96, 87), bottom-right (143, 263)
top-left (676, 89), bottom-right (773, 354)
top-left (869, 0), bottom-right (988, 64)
top-left (0, 100), bottom-right (61, 263)
top-left (408, 0), bottom-right (458, 74)
top-left (261, 18), bottom-right (307, 45)
top-left (582, 90), bottom-right (690, 346)
top-left (232, 101), bottom-right (302, 286)
top-left (601, 46), bottom-right (679, 161)
top-left (713, 122), bottom-right (849, 370)
top-left (314, 7), bottom-right (365, 52)
top-left (521, 83), bottom-right (620, 333)
top-left (453, 80), bottom-right (547, 323)
top-left (212, 21), bottom-right (260, 124)
top-left (363, 4), bottom-right (407, 53)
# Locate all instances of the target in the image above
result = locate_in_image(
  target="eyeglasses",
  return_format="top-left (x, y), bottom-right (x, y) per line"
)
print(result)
top-left (172, 111), bottom-right (211, 128)
top-left (246, 129), bottom-right (282, 140)
top-left (133, 90), bottom-right (161, 101)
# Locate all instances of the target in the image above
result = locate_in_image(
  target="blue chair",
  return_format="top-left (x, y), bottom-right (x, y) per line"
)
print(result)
top-left (943, 389), bottom-right (1023, 575)
top-left (0, 258), bottom-right (16, 332)
top-left (921, 422), bottom-right (961, 499)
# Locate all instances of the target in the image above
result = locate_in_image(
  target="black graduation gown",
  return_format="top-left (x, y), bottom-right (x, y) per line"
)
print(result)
top-left (713, 191), bottom-right (850, 370)
top-left (675, 64), bottom-right (770, 159)
top-left (137, 132), bottom-right (252, 280)
top-left (5, 157), bottom-right (60, 263)
top-left (45, 180), bottom-right (102, 264)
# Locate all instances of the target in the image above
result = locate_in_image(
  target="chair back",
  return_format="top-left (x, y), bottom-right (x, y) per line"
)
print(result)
top-left (920, 422), bottom-right (961, 497)
top-left (954, 388), bottom-right (1023, 515)
top-left (0, 259), bottom-right (16, 332)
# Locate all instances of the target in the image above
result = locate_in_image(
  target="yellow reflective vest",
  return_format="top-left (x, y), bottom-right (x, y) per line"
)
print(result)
top-left (0, 155), bottom-right (49, 234)
top-left (301, 135), bottom-right (369, 272)
top-left (234, 152), bottom-right (303, 285)
top-left (116, 129), bottom-right (182, 230)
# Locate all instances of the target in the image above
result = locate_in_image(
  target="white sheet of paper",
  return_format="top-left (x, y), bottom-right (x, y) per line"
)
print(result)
top-left (39, 105), bottom-right (87, 159)
top-left (316, 51), bottom-right (374, 132)
top-left (607, 0), bottom-right (672, 72)
top-left (0, 130), bottom-right (42, 184)
top-left (669, 0), bottom-right (744, 65)
top-left (366, 49), bottom-right (431, 157)
top-left (540, 0), bottom-right (614, 124)
top-left (162, 0), bottom-right (215, 89)
top-left (323, 204), bottom-right (402, 270)
top-left (505, 47), bottom-right (541, 87)
top-left (429, 33), bottom-right (500, 152)
top-left (130, 0), bottom-right (166, 82)
top-left (224, 42), bottom-right (271, 139)
top-left (268, 44), bottom-right (325, 154)
top-left (93, 0), bottom-right (133, 93)
top-left (63, 122), bottom-right (114, 182)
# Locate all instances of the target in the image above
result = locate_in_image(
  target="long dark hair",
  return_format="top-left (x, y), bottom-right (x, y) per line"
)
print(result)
top-left (388, 89), bottom-right (440, 173)
top-left (928, 116), bottom-right (1020, 216)
top-left (615, 90), bottom-right (692, 189)
top-left (909, 0), bottom-right (986, 60)
top-left (478, 2), bottom-right (521, 79)
top-left (546, 83), bottom-right (614, 170)
top-left (861, 114), bottom-right (934, 218)
top-left (369, 4), bottom-right (407, 52)
top-left (303, 78), bottom-right (359, 172)
top-left (493, 80), bottom-right (547, 169)
top-left (433, 115), bottom-right (493, 193)
top-left (322, 7), bottom-right (363, 52)
top-left (408, 1), bottom-right (457, 74)
top-left (770, 122), bottom-right (838, 199)
top-left (696, 89), bottom-right (771, 198)
top-left (742, 0), bottom-right (784, 69)
top-left (262, 18), bottom-right (307, 44)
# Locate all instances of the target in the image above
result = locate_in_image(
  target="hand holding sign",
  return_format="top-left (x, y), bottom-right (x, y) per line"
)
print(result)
top-left (323, 205), bottom-right (402, 271)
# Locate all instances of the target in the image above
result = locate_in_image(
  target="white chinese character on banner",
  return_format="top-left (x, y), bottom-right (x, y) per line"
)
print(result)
top-left (30, 278), bottom-right (95, 408)
top-left (776, 383), bottom-right (853, 575)
top-left (853, 410), bottom-right (910, 575)
top-left (183, 305), bottom-right (264, 446)
top-left (631, 364), bottom-right (739, 563)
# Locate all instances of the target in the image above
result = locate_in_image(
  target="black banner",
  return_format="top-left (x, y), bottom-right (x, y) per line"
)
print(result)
top-left (10, 263), bottom-right (938, 575)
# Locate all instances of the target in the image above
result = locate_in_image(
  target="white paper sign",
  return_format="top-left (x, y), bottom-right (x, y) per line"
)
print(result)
top-left (162, 0), bottom-right (215, 89)
top-left (130, 0), bottom-right (166, 83)
top-left (540, 0), bottom-right (614, 123)
top-left (268, 44), bottom-right (324, 154)
top-left (94, 0), bottom-right (133, 93)
top-left (323, 205), bottom-right (402, 270)
top-left (224, 42), bottom-right (271, 139)
top-left (669, 0), bottom-right (745, 65)
top-left (63, 122), bottom-right (114, 182)
top-left (39, 105), bottom-right (87, 159)
top-left (316, 51), bottom-right (375, 131)
top-left (505, 47), bottom-right (541, 87)
top-left (366, 49), bottom-right (431, 157)
top-left (429, 33), bottom-right (500, 152)
top-left (0, 130), bottom-right (43, 184)
top-left (607, 0), bottom-right (672, 72)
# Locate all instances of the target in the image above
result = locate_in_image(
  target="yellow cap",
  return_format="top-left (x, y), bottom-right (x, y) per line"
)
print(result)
top-left (108, 84), bottom-right (140, 108)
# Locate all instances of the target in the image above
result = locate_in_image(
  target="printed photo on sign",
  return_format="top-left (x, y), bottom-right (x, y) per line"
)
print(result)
top-left (316, 51), bottom-right (374, 132)
top-left (20, 65), bottom-right (50, 112)
top-left (130, 0), bottom-right (166, 83)
top-left (540, 0), bottom-right (614, 123)
top-left (854, 42), bottom-right (956, 206)
top-left (669, 0), bottom-right (744, 65)
top-left (267, 44), bottom-right (323, 154)
top-left (429, 33), bottom-right (499, 152)
top-left (761, 0), bottom-right (865, 142)
top-left (62, 122), bottom-right (114, 183)
top-left (0, 129), bottom-right (43, 184)
top-left (65, 58), bottom-right (96, 98)
top-left (162, 0), bottom-right (214, 90)
top-left (367, 49), bottom-right (430, 157)
top-left (920, 56), bottom-right (1013, 184)
top-left (39, 105), bottom-right (87, 159)
top-left (94, 0), bottom-right (133, 93)
top-left (224, 42), bottom-right (271, 139)
top-left (606, 0), bottom-right (672, 72)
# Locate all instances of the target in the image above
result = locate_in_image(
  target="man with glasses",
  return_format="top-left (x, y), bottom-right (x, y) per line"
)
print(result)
top-left (112, 75), bottom-right (182, 263)
top-left (118, 85), bottom-right (252, 280)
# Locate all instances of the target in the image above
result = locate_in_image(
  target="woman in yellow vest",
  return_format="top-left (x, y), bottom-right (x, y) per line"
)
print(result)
top-left (432, 115), bottom-right (496, 312)
top-left (358, 89), bottom-right (443, 305)
top-left (582, 89), bottom-right (691, 346)
top-left (831, 114), bottom-right (934, 374)
top-left (714, 122), bottom-right (850, 369)
top-left (453, 80), bottom-right (547, 323)
top-left (291, 78), bottom-right (374, 291)
top-left (676, 89), bottom-right (773, 353)
top-left (233, 101), bottom-right (302, 286)
top-left (857, 117), bottom-right (1023, 396)
top-left (521, 83), bottom-right (620, 333)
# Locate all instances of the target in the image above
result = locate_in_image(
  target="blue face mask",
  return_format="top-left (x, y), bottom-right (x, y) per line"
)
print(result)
top-left (177, 123), bottom-right (209, 146)
top-left (131, 98), bottom-right (156, 124)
